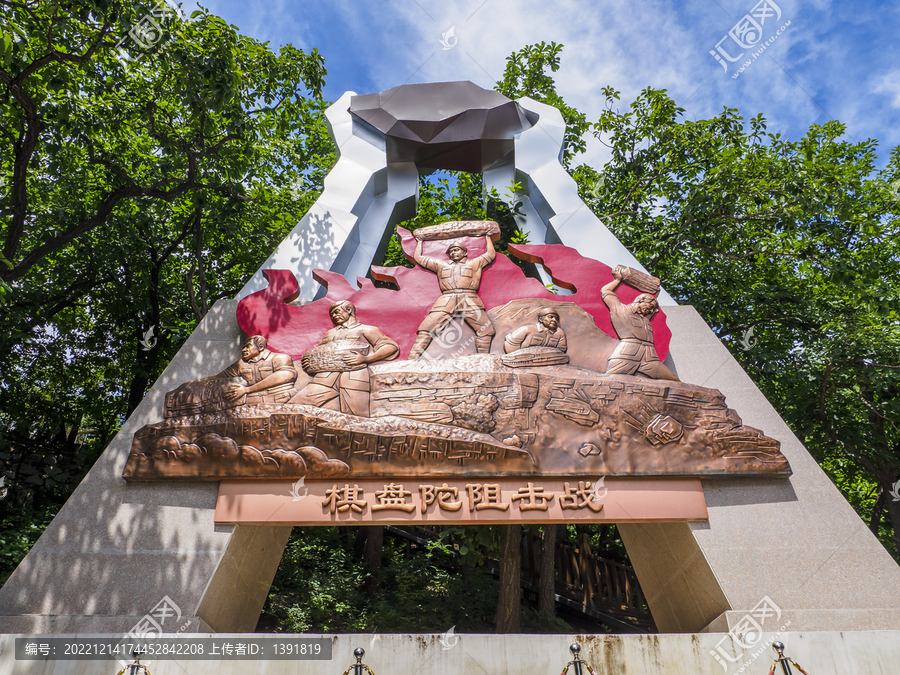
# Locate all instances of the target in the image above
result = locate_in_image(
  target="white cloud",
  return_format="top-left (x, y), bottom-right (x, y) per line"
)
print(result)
top-left (322, 0), bottom-right (706, 168)
top-left (204, 0), bottom-right (900, 162)
top-left (873, 70), bottom-right (900, 109)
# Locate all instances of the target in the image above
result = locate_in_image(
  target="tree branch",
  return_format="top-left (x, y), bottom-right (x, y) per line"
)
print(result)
top-left (852, 389), bottom-right (900, 435)
top-left (159, 209), bottom-right (198, 261)
top-left (0, 15), bottom-right (113, 264)
top-left (11, 20), bottom-right (114, 85)
top-left (2, 181), bottom-right (195, 282)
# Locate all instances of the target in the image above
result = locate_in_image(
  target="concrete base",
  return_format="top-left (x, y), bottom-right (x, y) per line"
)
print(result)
top-left (2, 632), bottom-right (899, 675)
top-left (704, 609), bottom-right (900, 633)
top-left (2, 302), bottom-right (899, 635)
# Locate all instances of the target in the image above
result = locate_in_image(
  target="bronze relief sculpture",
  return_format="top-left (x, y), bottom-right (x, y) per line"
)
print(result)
top-left (601, 265), bottom-right (679, 382)
top-left (124, 221), bottom-right (789, 481)
top-left (408, 222), bottom-right (499, 359)
top-left (291, 300), bottom-right (399, 417)
top-left (164, 335), bottom-right (298, 417)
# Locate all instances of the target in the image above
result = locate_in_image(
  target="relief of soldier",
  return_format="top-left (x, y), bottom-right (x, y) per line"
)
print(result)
top-left (407, 226), bottom-right (497, 359)
top-left (600, 265), bottom-right (679, 382)
top-left (219, 334), bottom-right (300, 404)
top-left (162, 334), bottom-right (299, 416)
top-left (291, 300), bottom-right (399, 417)
top-left (503, 307), bottom-right (568, 354)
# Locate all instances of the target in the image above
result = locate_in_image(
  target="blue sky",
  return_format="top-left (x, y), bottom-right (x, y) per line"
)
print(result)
top-left (190, 0), bottom-right (900, 169)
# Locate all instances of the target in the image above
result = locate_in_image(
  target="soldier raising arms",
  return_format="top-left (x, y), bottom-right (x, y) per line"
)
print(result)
top-left (408, 234), bottom-right (497, 359)
top-left (601, 266), bottom-right (679, 381)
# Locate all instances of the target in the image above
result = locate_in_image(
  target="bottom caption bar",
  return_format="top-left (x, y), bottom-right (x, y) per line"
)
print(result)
top-left (15, 638), bottom-right (332, 660)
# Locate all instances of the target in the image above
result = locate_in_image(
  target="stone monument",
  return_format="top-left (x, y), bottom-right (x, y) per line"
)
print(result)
top-left (1, 81), bottom-right (899, 649)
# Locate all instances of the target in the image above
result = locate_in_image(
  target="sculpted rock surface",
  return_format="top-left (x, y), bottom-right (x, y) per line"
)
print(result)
top-left (125, 354), bottom-right (788, 480)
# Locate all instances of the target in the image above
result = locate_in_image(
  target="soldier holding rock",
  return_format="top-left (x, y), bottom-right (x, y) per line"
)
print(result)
top-left (291, 300), bottom-right (399, 416)
top-left (408, 222), bottom-right (499, 359)
top-left (601, 266), bottom-right (679, 381)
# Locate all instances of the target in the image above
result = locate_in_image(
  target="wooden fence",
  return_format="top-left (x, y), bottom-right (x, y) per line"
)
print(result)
top-left (386, 525), bottom-right (655, 632)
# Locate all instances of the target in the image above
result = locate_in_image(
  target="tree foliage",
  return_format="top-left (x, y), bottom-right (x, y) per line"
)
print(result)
top-left (577, 86), bottom-right (900, 557)
top-left (382, 171), bottom-right (527, 269)
top-left (263, 526), bottom-right (612, 634)
top-left (0, 0), bottom-right (333, 517)
top-left (495, 41), bottom-right (588, 167)
top-left (262, 527), bottom-right (503, 633)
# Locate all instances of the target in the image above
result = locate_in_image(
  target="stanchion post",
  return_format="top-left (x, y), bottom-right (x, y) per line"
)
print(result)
top-left (116, 649), bottom-right (150, 675)
top-left (570, 643), bottom-right (584, 675)
top-left (342, 646), bottom-right (375, 675)
top-left (354, 647), bottom-right (367, 675)
top-left (560, 642), bottom-right (596, 675)
top-left (768, 641), bottom-right (811, 675)
top-left (772, 642), bottom-right (793, 675)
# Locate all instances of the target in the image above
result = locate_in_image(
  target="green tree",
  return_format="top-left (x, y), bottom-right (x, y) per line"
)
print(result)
top-left (0, 1), bottom-right (332, 530)
top-left (383, 171), bottom-right (526, 268)
top-left (495, 41), bottom-right (588, 167)
top-left (577, 86), bottom-right (900, 557)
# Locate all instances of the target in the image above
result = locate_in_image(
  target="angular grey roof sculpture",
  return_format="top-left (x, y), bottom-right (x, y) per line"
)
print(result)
top-left (237, 81), bottom-right (673, 304)
top-left (349, 81), bottom-right (538, 172)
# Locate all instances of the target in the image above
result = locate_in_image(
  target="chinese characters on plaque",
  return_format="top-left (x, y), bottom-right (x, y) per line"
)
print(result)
top-left (321, 480), bottom-right (603, 516)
